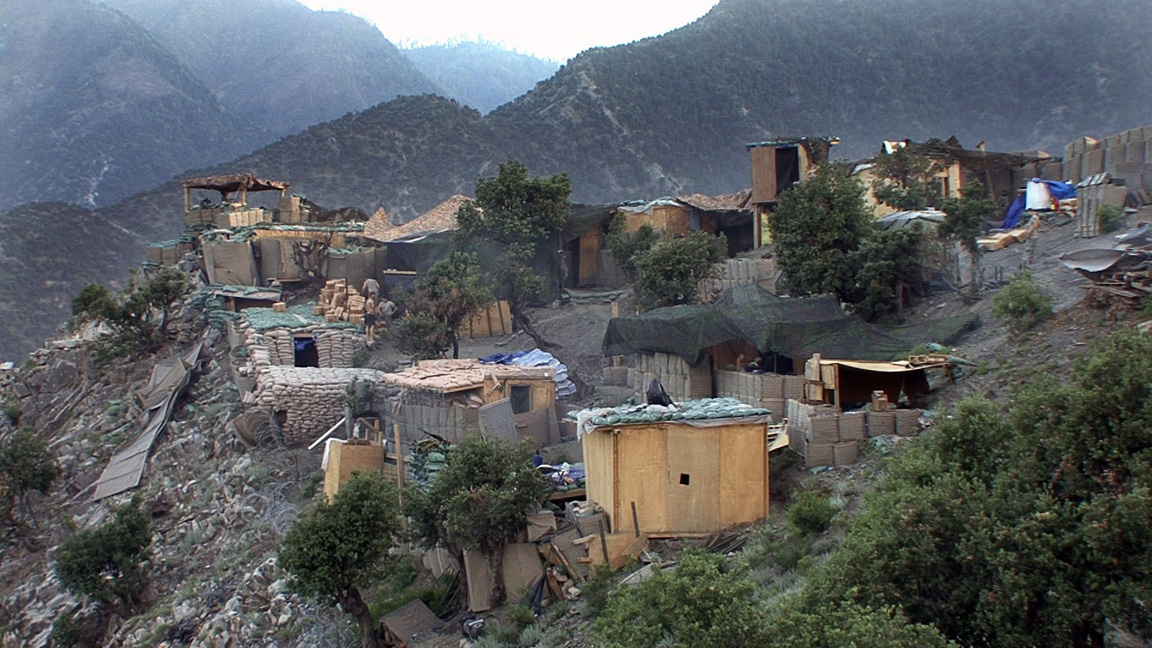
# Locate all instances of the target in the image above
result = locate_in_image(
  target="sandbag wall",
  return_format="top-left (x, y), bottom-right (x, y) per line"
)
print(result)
top-left (786, 399), bottom-right (922, 468)
top-left (248, 365), bottom-right (385, 445)
top-left (627, 352), bottom-right (713, 402)
top-left (700, 257), bottom-right (777, 296)
top-left (258, 326), bottom-right (364, 368)
top-left (715, 369), bottom-right (805, 420)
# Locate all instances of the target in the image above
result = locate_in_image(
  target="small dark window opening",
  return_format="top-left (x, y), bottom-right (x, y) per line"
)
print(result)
top-left (775, 146), bottom-right (801, 195)
top-left (510, 385), bottom-right (532, 414)
top-left (293, 337), bottom-right (319, 367)
top-left (679, 473), bottom-right (691, 486)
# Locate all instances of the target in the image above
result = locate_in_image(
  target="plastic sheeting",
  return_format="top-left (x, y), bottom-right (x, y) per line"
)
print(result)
top-left (479, 349), bottom-right (577, 397)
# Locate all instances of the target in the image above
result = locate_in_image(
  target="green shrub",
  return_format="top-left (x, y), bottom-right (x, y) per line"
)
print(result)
top-left (594, 551), bottom-right (768, 648)
top-left (54, 497), bottom-right (152, 614)
top-left (50, 614), bottom-right (79, 647)
top-left (992, 271), bottom-right (1053, 333)
top-left (787, 490), bottom-right (838, 536)
top-left (1098, 204), bottom-right (1123, 234)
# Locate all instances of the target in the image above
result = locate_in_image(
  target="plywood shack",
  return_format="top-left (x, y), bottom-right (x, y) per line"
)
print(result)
top-left (378, 360), bottom-right (559, 454)
top-left (582, 409), bottom-right (774, 536)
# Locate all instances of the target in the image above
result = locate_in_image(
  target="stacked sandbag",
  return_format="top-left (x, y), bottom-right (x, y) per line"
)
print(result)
top-left (715, 370), bottom-right (791, 420)
top-left (631, 352), bottom-right (712, 402)
top-left (248, 366), bottom-right (385, 445)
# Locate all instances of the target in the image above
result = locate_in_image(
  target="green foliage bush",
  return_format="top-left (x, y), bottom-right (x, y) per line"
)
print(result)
top-left (788, 329), bottom-right (1152, 645)
top-left (786, 489), bottom-right (838, 536)
top-left (279, 471), bottom-right (402, 648)
top-left (594, 551), bottom-right (768, 648)
top-left (404, 435), bottom-right (546, 606)
top-left (633, 231), bottom-right (727, 311)
top-left (605, 216), bottom-right (659, 281)
top-left (992, 270), bottom-right (1053, 332)
top-left (1097, 204), bottom-right (1123, 234)
top-left (54, 497), bottom-right (151, 614)
top-left (71, 266), bottom-right (190, 363)
top-left (0, 428), bottom-right (61, 524)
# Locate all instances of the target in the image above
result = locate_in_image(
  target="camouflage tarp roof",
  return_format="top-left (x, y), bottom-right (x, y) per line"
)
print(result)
top-left (180, 173), bottom-right (290, 194)
top-left (603, 285), bottom-right (979, 364)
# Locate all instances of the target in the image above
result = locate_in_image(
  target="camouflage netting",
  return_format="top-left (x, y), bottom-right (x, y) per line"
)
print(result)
top-left (603, 285), bottom-right (979, 364)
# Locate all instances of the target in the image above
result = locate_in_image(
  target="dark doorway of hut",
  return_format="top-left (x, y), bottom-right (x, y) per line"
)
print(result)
top-left (293, 336), bottom-right (319, 367)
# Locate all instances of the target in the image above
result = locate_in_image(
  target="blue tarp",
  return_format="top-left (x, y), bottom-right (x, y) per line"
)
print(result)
top-left (480, 349), bottom-right (577, 397)
top-left (1003, 179), bottom-right (1076, 228)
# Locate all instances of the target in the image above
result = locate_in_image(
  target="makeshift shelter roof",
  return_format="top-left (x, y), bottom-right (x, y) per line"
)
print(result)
top-left (180, 173), bottom-right (290, 194)
top-left (603, 285), bottom-right (978, 364)
top-left (242, 303), bottom-right (356, 332)
top-left (562, 203), bottom-right (618, 241)
top-left (884, 138), bottom-right (1045, 173)
top-left (364, 195), bottom-right (470, 243)
top-left (676, 190), bottom-right (752, 213)
top-left (379, 359), bottom-right (554, 394)
top-left (875, 209), bottom-right (946, 230)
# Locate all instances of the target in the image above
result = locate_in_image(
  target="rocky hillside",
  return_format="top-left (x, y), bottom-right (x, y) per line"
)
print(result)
top-left (106, 0), bottom-right (439, 139)
top-left (403, 42), bottom-right (559, 114)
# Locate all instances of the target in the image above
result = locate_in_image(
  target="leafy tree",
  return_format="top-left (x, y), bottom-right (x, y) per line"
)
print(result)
top-left (594, 550), bottom-right (769, 647)
top-left (279, 471), bottom-right (403, 648)
top-left (0, 428), bottom-right (61, 526)
top-left (604, 214), bottom-right (659, 281)
top-left (870, 145), bottom-right (941, 211)
top-left (769, 163), bottom-right (873, 300)
top-left (455, 160), bottom-right (570, 348)
top-left (404, 435), bottom-right (546, 607)
top-left (992, 270), bottom-right (1053, 333)
top-left (394, 252), bottom-right (492, 359)
top-left (940, 180), bottom-right (996, 298)
top-left (850, 225), bottom-right (925, 321)
top-left (71, 266), bottom-right (190, 360)
top-left (790, 330), bottom-right (1152, 646)
top-left (55, 497), bottom-right (152, 616)
top-left (633, 231), bottom-right (727, 311)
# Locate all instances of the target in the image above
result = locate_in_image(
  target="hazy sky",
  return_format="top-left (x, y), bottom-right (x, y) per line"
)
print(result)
top-left (297, 0), bottom-right (719, 62)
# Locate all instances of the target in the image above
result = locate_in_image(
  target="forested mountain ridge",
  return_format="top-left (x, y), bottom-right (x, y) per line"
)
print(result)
top-left (2, 0), bottom-right (1151, 362)
top-left (403, 42), bottom-right (560, 114)
top-left (112, 0), bottom-right (1152, 220)
top-left (105, 0), bottom-right (440, 139)
top-left (0, 0), bottom-right (259, 211)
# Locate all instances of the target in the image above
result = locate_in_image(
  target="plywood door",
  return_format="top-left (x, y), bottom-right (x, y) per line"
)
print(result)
top-left (719, 426), bottom-right (768, 527)
top-left (665, 427), bottom-right (720, 533)
top-left (614, 427), bottom-right (669, 534)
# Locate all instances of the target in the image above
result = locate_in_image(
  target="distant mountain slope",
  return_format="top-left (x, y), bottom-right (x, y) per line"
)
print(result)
top-left (403, 42), bottom-right (559, 113)
top-left (106, 0), bottom-right (439, 138)
top-left (0, 0), bottom-right (259, 211)
top-left (490, 0), bottom-right (1152, 197)
top-left (0, 202), bottom-right (151, 361)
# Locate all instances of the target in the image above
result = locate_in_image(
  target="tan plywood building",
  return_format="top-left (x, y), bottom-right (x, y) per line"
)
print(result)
top-left (580, 405), bottom-right (778, 536)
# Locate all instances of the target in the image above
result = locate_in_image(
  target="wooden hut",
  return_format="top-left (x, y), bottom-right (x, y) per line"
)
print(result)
top-left (580, 401), bottom-right (778, 536)
top-left (378, 359), bottom-right (559, 452)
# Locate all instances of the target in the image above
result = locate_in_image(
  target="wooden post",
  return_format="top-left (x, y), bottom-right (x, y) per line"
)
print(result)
top-left (631, 501), bottom-right (640, 538)
top-left (393, 423), bottom-right (405, 502)
top-left (597, 519), bottom-right (610, 568)
top-left (612, 300), bottom-right (622, 367)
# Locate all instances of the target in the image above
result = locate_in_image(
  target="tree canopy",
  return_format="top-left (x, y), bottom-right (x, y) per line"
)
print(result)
top-left (455, 160), bottom-right (571, 348)
top-left (394, 251), bottom-right (492, 359)
top-left (0, 428), bottom-right (60, 526)
top-left (789, 329), bottom-right (1152, 647)
top-left (279, 471), bottom-right (403, 648)
top-left (633, 231), bottom-right (727, 311)
top-left (769, 163), bottom-right (874, 301)
top-left (54, 497), bottom-right (152, 616)
top-left (870, 145), bottom-right (941, 211)
top-left (404, 435), bottom-right (546, 606)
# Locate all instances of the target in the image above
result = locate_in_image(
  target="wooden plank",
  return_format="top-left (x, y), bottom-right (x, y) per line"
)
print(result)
top-left (582, 430), bottom-right (615, 522)
top-left (615, 425), bottom-right (669, 534)
top-left (719, 424), bottom-right (768, 528)
top-left (665, 426), bottom-right (720, 534)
